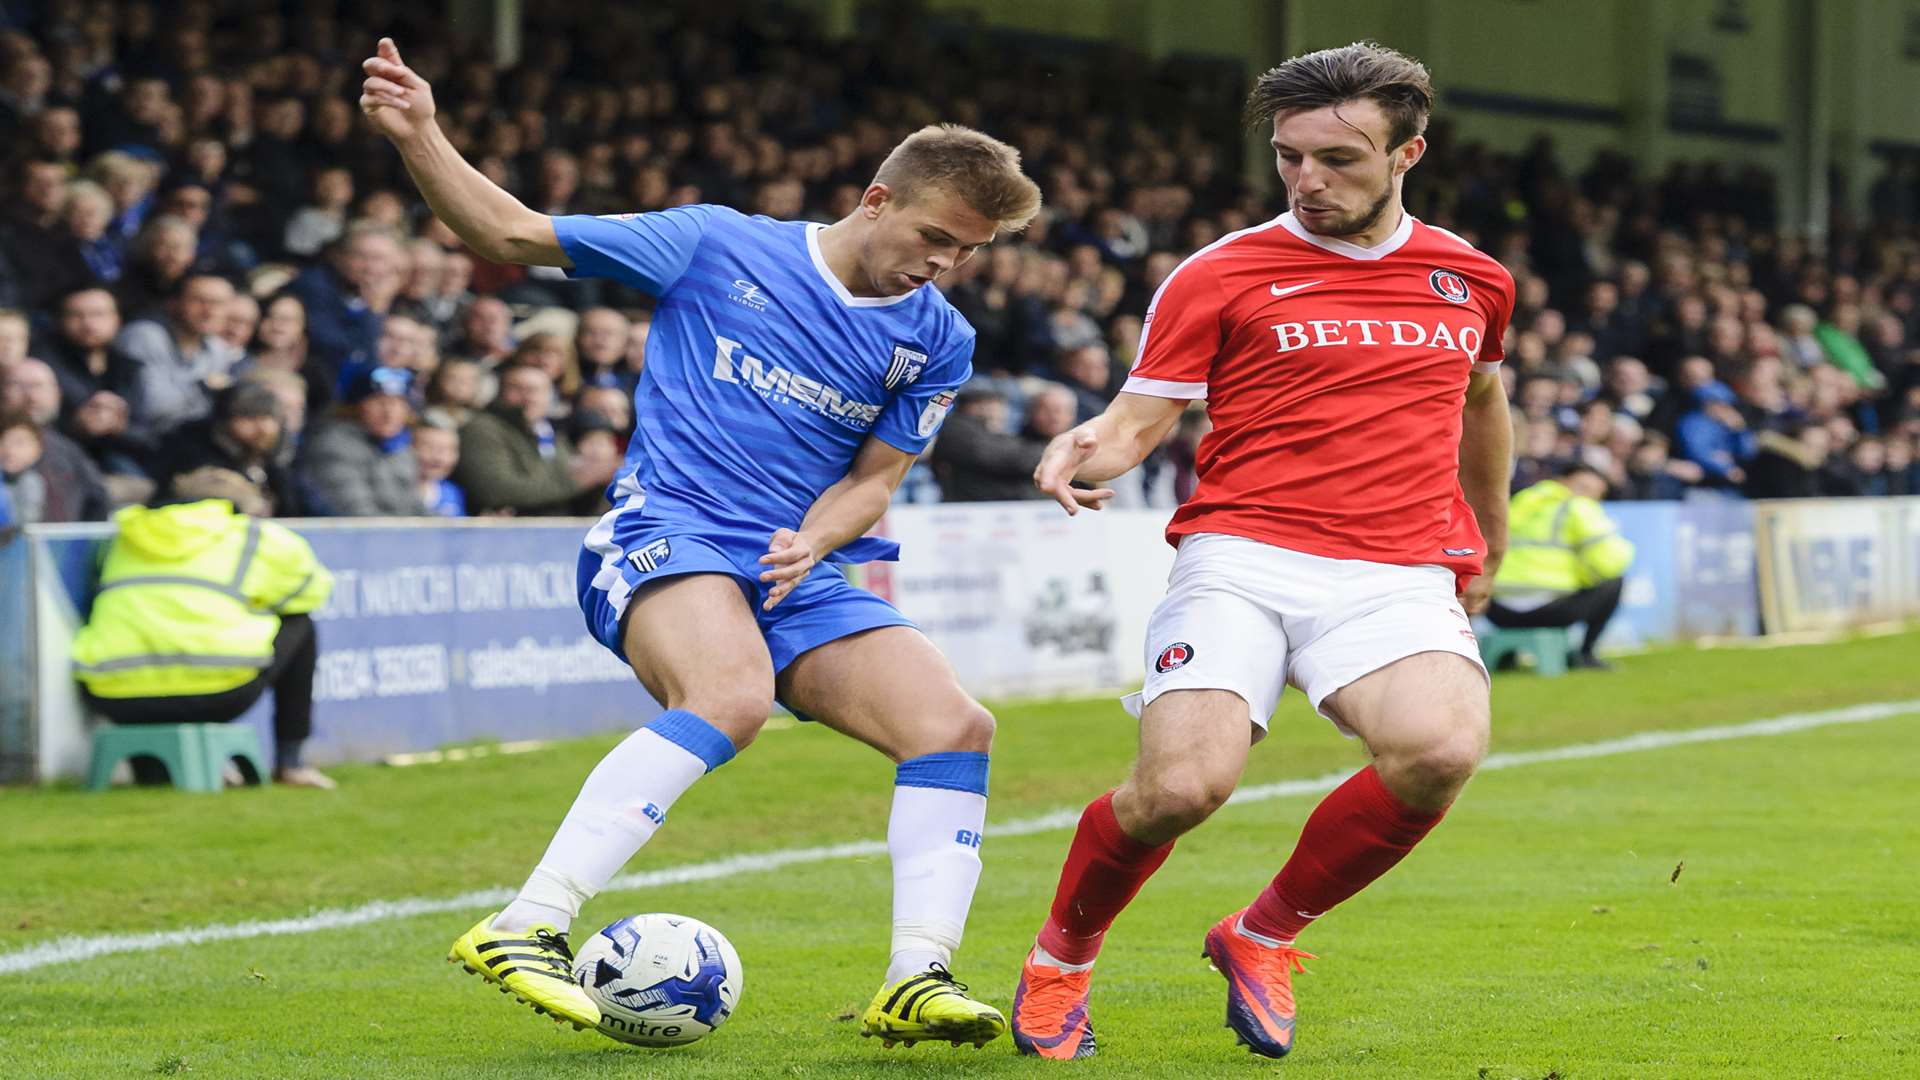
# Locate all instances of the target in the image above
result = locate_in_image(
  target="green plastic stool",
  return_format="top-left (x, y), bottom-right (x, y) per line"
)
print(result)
top-left (87, 723), bottom-right (269, 792)
top-left (1476, 626), bottom-right (1570, 676)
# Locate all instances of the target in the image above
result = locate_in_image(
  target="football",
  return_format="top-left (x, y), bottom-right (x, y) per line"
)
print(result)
top-left (573, 913), bottom-right (743, 1047)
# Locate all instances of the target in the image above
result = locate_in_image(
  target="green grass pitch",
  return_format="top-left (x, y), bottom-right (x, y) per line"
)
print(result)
top-left (3, 631), bottom-right (1918, 1078)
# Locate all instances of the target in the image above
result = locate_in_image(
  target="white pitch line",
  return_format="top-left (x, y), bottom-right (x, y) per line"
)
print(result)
top-left (3, 697), bottom-right (1915, 978)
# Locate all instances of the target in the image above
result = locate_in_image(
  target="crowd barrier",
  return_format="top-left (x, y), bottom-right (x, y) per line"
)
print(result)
top-left (2, 495), bottom-right (1907, 783)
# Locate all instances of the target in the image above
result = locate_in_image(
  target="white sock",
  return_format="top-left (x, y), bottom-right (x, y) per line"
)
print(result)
top-left (495, 711), bottom-right (734, 933)
top-left (1234, 913), bottom-right (1291, 949)
top-left (884, 752), bottom-right (990, 984)
top-left (1031, 943), bottom-right (1095, 973)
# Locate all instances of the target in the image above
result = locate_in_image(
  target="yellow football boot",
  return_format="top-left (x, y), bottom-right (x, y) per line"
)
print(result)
top-left (447, 913), bottom-right (601, 1031)
top-left (860, 963), bottom-right (1007, 1049)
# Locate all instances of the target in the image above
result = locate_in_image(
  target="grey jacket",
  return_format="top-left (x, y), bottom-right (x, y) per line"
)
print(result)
top-left (299, 417), bottom-right (427, 517)
top-left (113, 319), bottom-right (244, 436)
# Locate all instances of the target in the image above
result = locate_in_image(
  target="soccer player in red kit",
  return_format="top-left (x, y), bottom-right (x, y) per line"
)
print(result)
top-left (1009, 43), bottom-right (1514, 1060)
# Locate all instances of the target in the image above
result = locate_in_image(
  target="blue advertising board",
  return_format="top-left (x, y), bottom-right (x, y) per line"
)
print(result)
top-left (25, 521), bottom-right (657, 771)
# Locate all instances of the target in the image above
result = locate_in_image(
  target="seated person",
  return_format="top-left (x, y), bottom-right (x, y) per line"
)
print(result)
top-left (414, 420), bottom-right (466, 517)
top-left (70, 468), bottom-right (338, 787)
top-left (299, 365), bottom-right (425, 516)
top-left (1487, 463), bottom-right (1636, 670)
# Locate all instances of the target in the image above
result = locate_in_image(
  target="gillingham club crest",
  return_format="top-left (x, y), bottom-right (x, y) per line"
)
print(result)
top-left (1154, 642), bottom-right (1195, 673)
top-left (1428, 268), bottom-right (1471, 304)
top-left (885, 344), bottom-right (928, 389)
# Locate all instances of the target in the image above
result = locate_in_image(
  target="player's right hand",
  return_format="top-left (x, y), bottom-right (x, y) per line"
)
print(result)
top-left (360, 37), bottom-right (436, 144)
top-left (1034, 428), bottom-right (1115, 516)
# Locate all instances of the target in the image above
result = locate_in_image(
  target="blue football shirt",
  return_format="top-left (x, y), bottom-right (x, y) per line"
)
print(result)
top-left (553, 205), bottom-right (974, 564)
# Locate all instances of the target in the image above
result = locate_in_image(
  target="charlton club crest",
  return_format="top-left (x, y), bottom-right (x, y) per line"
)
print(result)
top-left (1154, 642), bottom-right (1195, 673)
top-left (1429, 268), bottom-right (1471, 304)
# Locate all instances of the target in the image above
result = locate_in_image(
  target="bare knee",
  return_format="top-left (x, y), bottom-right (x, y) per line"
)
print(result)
top-left (1376, 716), bottom-right (1488, 810)
top-left (1118, 766), bottom-right (1236, 842)
top-left (945, 701), bottom-right (995, 754)
top-left (674, 691), bottom-right (774, 752)
top-left (885, 699), bottom-right (995, 762)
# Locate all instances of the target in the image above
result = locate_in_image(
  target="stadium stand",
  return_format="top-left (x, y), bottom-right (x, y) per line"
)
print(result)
top-left (0, 1), bottom-right (1915, 524)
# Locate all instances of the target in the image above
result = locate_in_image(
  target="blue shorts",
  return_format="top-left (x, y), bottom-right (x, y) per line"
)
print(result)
top-left (577, 509), bottom-right (915, 674)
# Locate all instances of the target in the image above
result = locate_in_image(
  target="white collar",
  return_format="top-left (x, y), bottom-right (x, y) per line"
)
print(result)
top-left (1277, 209), bottom-right (1414, 261)
top-left (806, 223), bottom-right (916, 308)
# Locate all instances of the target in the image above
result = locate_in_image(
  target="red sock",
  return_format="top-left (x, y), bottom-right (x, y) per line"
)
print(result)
top-left (1242, 765), bottom-right (1446, 943)
top-left (1035, 791), bottom-right (1174, 965)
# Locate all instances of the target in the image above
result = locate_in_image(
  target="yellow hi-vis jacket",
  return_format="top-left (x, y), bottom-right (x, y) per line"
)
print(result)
top-left (1493, 479), bottom-right (1635, 597)
top-left (71, 500), bottom-right (333, 699)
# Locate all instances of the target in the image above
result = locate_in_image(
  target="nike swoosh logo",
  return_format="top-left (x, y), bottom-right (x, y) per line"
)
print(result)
top-left (1269, 280), bottom-right (1324, 297)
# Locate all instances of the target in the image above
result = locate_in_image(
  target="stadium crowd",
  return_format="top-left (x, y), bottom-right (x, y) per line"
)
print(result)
top-left (2, 0), bottom-right (1918, 529)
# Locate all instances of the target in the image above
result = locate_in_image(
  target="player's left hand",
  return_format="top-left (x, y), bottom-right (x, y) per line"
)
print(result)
top-left (1460, 572), bottom-right (1494, 615)
top-left (759, 528), bottom-right (817, 611)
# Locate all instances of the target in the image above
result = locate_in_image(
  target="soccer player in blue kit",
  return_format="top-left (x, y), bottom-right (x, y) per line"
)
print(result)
top-left (359, 39), bottom-right (1045, 1048)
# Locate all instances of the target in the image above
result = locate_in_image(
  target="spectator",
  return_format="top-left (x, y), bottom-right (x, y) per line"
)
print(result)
top-left (453, 295), bottom-right (515, 366)
top-left (1744, 422), bottom-right (1831, 500)
top-left (1886, 435), bottom-right (1917, 496)
top-left (1616, 432), bottom-right (1699, 500)
top-left (507, 331), bottom-right (580, 411)
top-left (1600, 356), bottom-right (1660, 425)
top-left (1815, 304), bottom-right (1885, 391)
top-left (455, 362), bottom-right (615, 515)
top-left (153, 381), bottom-right (299, 515)
top-left (241, 368), bottom-right (309, 450)
top-left (422, 355), bottom-right (483, 429)
top-left (1831, 435), bottom-right (1890, 497)
top-left (287, 222), bottom-right (405, 380)
top-left (1055, 342), bottom-right (1116, 423)
top-left (930, 385), bottom-right (1045, 502)
top-left (1, 360), bottom-right (110, 520)
top-left (1674, 381), bottom-right (1756, 490)
top-left (414, 421), bottom-right (466, 517)
top-left (1777, 304), bottom-right (1824, 371)
top-left (62, 179), bottom-right (124, 285)
top-left (282, 165), bottom-right (354, 258)
top-left (69, 466), bottom-right (337, 788)
top-left (1020, 382), bottom-right (1080, 445)
top-left (374, 311), bottom-right (437, 376)
top-left (1488, 463), bottom-right (1636, 670)
top-left (574, 384), bottom-right (634, 445)
top-left (2, 157), bottom-right (90, 309)
top-left (113, 271), bottom-right (243, 437)
top-left (218, 292), bottom-right (261, 354)
top-left (244, 293), bottom-right (309, 375)
top-left (116, 214), bottom-right (201, 320)
top-left (299, 365), bottom-right (425, 516)
top-left (574, 307), bottom-right (632, 390)
top-left (38, 288), bottom-right (151, 492)
top-left (0, 410), bottom-right (45, 524)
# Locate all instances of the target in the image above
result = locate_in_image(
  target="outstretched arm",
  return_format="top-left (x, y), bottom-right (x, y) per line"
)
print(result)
top-left (1457, 370), bottom-right (1513, 613)
top-left (359, 38), bottom-right (566, 267)
top-left (1032, 391), bottom-right (1188, 515)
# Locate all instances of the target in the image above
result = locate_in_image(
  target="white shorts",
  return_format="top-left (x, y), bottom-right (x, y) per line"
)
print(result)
top-left (1121, 532), bottom-right (1488, 738)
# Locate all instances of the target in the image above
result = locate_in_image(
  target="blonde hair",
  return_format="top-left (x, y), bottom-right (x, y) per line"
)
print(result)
top-left (871, 124), bottom-right (1043, 234)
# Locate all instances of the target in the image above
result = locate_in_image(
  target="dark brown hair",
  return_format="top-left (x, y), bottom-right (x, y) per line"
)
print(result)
top-left (1246, 42), bottom-right (1434, 151)
top-left (871, 124), bottom-right (1044, 234)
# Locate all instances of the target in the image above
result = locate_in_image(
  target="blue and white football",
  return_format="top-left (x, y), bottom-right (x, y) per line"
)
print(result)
top-left (573, 913), bottom-right (743, 1047)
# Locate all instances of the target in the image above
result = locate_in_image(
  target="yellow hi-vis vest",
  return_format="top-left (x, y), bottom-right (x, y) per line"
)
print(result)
top-left (1494, 479), bottom-right (1635, 597)
top-left (71, 500), bottom-right (333, 699)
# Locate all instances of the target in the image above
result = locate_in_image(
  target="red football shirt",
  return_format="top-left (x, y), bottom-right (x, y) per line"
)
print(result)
top-left (1124, 211), bottom-right (1514, 576)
